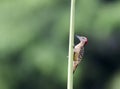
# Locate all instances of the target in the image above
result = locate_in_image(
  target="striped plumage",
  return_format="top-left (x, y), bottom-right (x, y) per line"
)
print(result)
top-left (73, 35), bottom-right (87, 73)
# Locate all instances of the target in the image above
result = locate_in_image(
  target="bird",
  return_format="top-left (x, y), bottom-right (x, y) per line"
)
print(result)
top-left (73, 35), bottom-right (88, 73)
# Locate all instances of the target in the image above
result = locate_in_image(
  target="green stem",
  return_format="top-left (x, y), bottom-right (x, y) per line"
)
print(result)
top-left (67, 0), bottom-right (75, 89)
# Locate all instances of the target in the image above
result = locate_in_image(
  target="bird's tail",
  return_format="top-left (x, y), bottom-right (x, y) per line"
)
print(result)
top-left (73, 61), bottom-right (79, 74)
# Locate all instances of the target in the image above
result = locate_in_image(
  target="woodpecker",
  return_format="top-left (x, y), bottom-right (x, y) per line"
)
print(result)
top-left (73, 35), bottom-right (88, 73)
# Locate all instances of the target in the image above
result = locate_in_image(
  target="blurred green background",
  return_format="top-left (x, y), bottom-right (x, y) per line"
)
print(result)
top-left (0, 0), bottom-right (120, 89)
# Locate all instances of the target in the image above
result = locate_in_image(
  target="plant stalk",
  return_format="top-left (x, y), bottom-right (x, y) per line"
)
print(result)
top-left (67, 0), bottom-right (75, 89)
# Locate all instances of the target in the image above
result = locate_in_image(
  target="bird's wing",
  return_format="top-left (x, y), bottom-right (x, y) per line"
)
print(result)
top-left (78, 47), bottom-right (84, 60)
top-left (73, 50), bottom-right (79, 61)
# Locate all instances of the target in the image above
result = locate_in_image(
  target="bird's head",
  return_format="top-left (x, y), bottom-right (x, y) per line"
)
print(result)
top-left (76, 35), bottom-right (88, 45)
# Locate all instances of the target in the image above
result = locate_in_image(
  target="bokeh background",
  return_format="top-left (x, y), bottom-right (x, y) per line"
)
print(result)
top-left (0, 0), bottom-right (120, 89)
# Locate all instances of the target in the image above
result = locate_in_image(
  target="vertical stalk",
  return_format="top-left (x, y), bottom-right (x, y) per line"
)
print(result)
top-left (67, 0), bottom-right (75, 89)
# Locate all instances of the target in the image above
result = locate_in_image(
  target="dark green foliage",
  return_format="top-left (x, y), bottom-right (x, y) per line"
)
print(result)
top-left (0, 0), bottom-right (120, 89)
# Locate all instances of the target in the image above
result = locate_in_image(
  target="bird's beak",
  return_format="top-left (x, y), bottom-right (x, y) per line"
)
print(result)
top-left (75, 35), bottom-right (81, 40)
